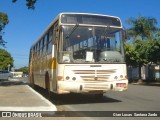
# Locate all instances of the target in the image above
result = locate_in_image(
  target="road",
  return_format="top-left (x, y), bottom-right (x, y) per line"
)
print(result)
top-left (56, 84), bottom-right (160, 111)
top-left (32, 79), bottom-right (160, 120)
top-left (2, 77), bottom-right (159, 120)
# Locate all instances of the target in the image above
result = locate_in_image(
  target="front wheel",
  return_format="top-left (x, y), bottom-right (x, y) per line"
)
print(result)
top-left (45, 72), bottom-right (51, 99)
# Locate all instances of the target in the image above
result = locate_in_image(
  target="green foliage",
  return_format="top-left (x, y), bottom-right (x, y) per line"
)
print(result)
top-left (126, 16), bottom-right (158, 40)
top-left (16, 66), bottom-right (29, 74)
top-left (125, 40), bottom-right (148, 66)
top-left (0, 12), bottom-right (9, 47)
top-left (1, 0), bottom-right (36, 47)
top-left (125, 43), bottom-right (137, 66)
top-left (146, 38), bottom-right (160, 64)
top-left (125, 38), bottom-right (160, 65)
top-left (12, 0), bottom-right (37, 9)
top-left (125, 16), bottom-right (160, 80)
top-left (1, 0), bottom-right (37, 46)
top-left (125, 15), bottom-right (159, 66)
top-left (0, 49), bottom-right (14, 70)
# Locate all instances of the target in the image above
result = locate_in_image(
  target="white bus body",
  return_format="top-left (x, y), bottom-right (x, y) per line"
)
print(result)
top-left (29, 12), bottom-right (128, 96)
top-left (57, 64), bottom-right (127, 94)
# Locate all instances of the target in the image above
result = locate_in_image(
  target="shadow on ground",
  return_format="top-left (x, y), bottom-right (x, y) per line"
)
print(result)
top-left (33, 85), bottom-right (122, 117)
top-left (33, 85), bottom-right (122, 106)
top-left (131, 80), bottom-right (160, 87)
top-left (0, 80), bottom-right (28, 86)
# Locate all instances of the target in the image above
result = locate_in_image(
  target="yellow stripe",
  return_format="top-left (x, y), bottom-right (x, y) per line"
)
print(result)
top-left (52, 58), bottom-right (57, 69)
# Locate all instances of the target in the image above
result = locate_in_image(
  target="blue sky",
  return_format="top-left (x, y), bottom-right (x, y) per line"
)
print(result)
top-left (0, 0), bottom-right (160, 69)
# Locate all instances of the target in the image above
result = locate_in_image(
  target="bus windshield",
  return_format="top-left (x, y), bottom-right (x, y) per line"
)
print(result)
top-left (59, 25), bottom-right (125, 63)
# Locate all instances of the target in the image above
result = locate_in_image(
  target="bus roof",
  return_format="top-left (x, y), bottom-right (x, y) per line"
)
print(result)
top-left (59, 12), bottom-right (121, 20)
top-left (31, 12), bottom-right (122, 49)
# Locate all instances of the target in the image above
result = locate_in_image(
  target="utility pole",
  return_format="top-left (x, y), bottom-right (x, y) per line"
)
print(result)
top-left (8, 64), bottom-right (10, 72)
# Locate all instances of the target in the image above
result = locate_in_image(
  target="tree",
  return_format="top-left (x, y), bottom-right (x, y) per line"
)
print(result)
top-left (126, 16), bottom-right (158, 40)
top-left (146, 38), bottom-right (160, 65)
top-left (0, 12), bottom-right (9, 47)
top-left (0, 0), bottom-right (36, 46)
top-left (125, 16), bottom-right (159, 80)
top-left (12, 0), bottom-right (37, 9)
top-left (125, 40), bottom-right (149, 80)
top-left (125, 42), bottom-right (138, 66)
top-left (0, 1), bottom-right (36, 46)
top-left (16, 66), bottom-right (29, 74)
top-left (0, 49), bottom-right (14, 70)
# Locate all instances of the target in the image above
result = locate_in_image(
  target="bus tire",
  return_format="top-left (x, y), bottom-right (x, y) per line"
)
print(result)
top-left (45, 72), bottom-right (51, 99)
top-left (30, 73), bottom-right (35, 88)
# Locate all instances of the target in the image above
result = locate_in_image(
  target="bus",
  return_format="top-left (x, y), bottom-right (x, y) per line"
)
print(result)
top-left (29, 12), bottom-right (128, 97)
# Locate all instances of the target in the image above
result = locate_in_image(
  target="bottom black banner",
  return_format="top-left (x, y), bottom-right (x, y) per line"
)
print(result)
top-left (0, 111), bottom-right (160, 117)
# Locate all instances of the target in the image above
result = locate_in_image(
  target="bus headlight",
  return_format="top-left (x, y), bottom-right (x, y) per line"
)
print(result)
top-left (120, 75), bottom-right (123, 79)
top-left (114, 76), bottom-right (118, 79)
top-left (66, 76), bottom-right (70, 80)
top-left (72, 77), bottom-right (76, 81)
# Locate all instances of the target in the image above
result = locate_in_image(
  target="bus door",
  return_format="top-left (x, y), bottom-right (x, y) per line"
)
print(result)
top-left (52, 23), bottom-right (59, 92)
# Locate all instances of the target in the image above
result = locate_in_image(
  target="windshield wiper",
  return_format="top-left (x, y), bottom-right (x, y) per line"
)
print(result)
top-left (65, 24), bottom-right (79, 39)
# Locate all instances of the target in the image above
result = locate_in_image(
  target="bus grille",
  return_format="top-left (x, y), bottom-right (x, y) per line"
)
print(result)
top-left (80, 75), bottom-right (110, 81)
top-left (73, 70), bottom-right (116, 74)
top-left (73, 69), bottom-right (116, 81)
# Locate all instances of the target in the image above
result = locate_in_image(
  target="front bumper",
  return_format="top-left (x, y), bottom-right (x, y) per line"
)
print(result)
top-left (57, 80), bottom-right (128, 94)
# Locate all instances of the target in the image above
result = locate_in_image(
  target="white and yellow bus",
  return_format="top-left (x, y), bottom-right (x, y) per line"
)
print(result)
top-left (29, 12), bottom-right (128, 97)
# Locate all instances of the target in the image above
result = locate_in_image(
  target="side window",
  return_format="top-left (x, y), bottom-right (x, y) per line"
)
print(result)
top-left (48, 30), bottom-right (53, 54)
top-left (38, 41), bottom-right (41, 57)
top-left (37, 42), bottom-right (40, 58)
top-left (40, 39), bottom-right (42, 48)
top-left (45, 33), bottom-right (49, 55)
top-left (48, 42), bottom-right (52, 54)
top-left (49, 29), bottom-right (53, 42)
top-left (39, 39), bottom-right (43, 57)
top-left (34, 44), bottom-right (37, 59)
top-left (43, 35), bottom-right (48, 56)
top-left (30, 48), bottom-right (34, 63)
top-left (53, 21), bottom-right (59, 45)
top-left (32, 47), bottom-right (35, 60)
top-left (41, 38), bottom-right (44, 57)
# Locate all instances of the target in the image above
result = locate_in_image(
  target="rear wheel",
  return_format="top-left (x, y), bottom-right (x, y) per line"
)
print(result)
top-left (30, 73), bottom-right (35, 88)
top-left (45, 72), bottom-right (51, 99)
